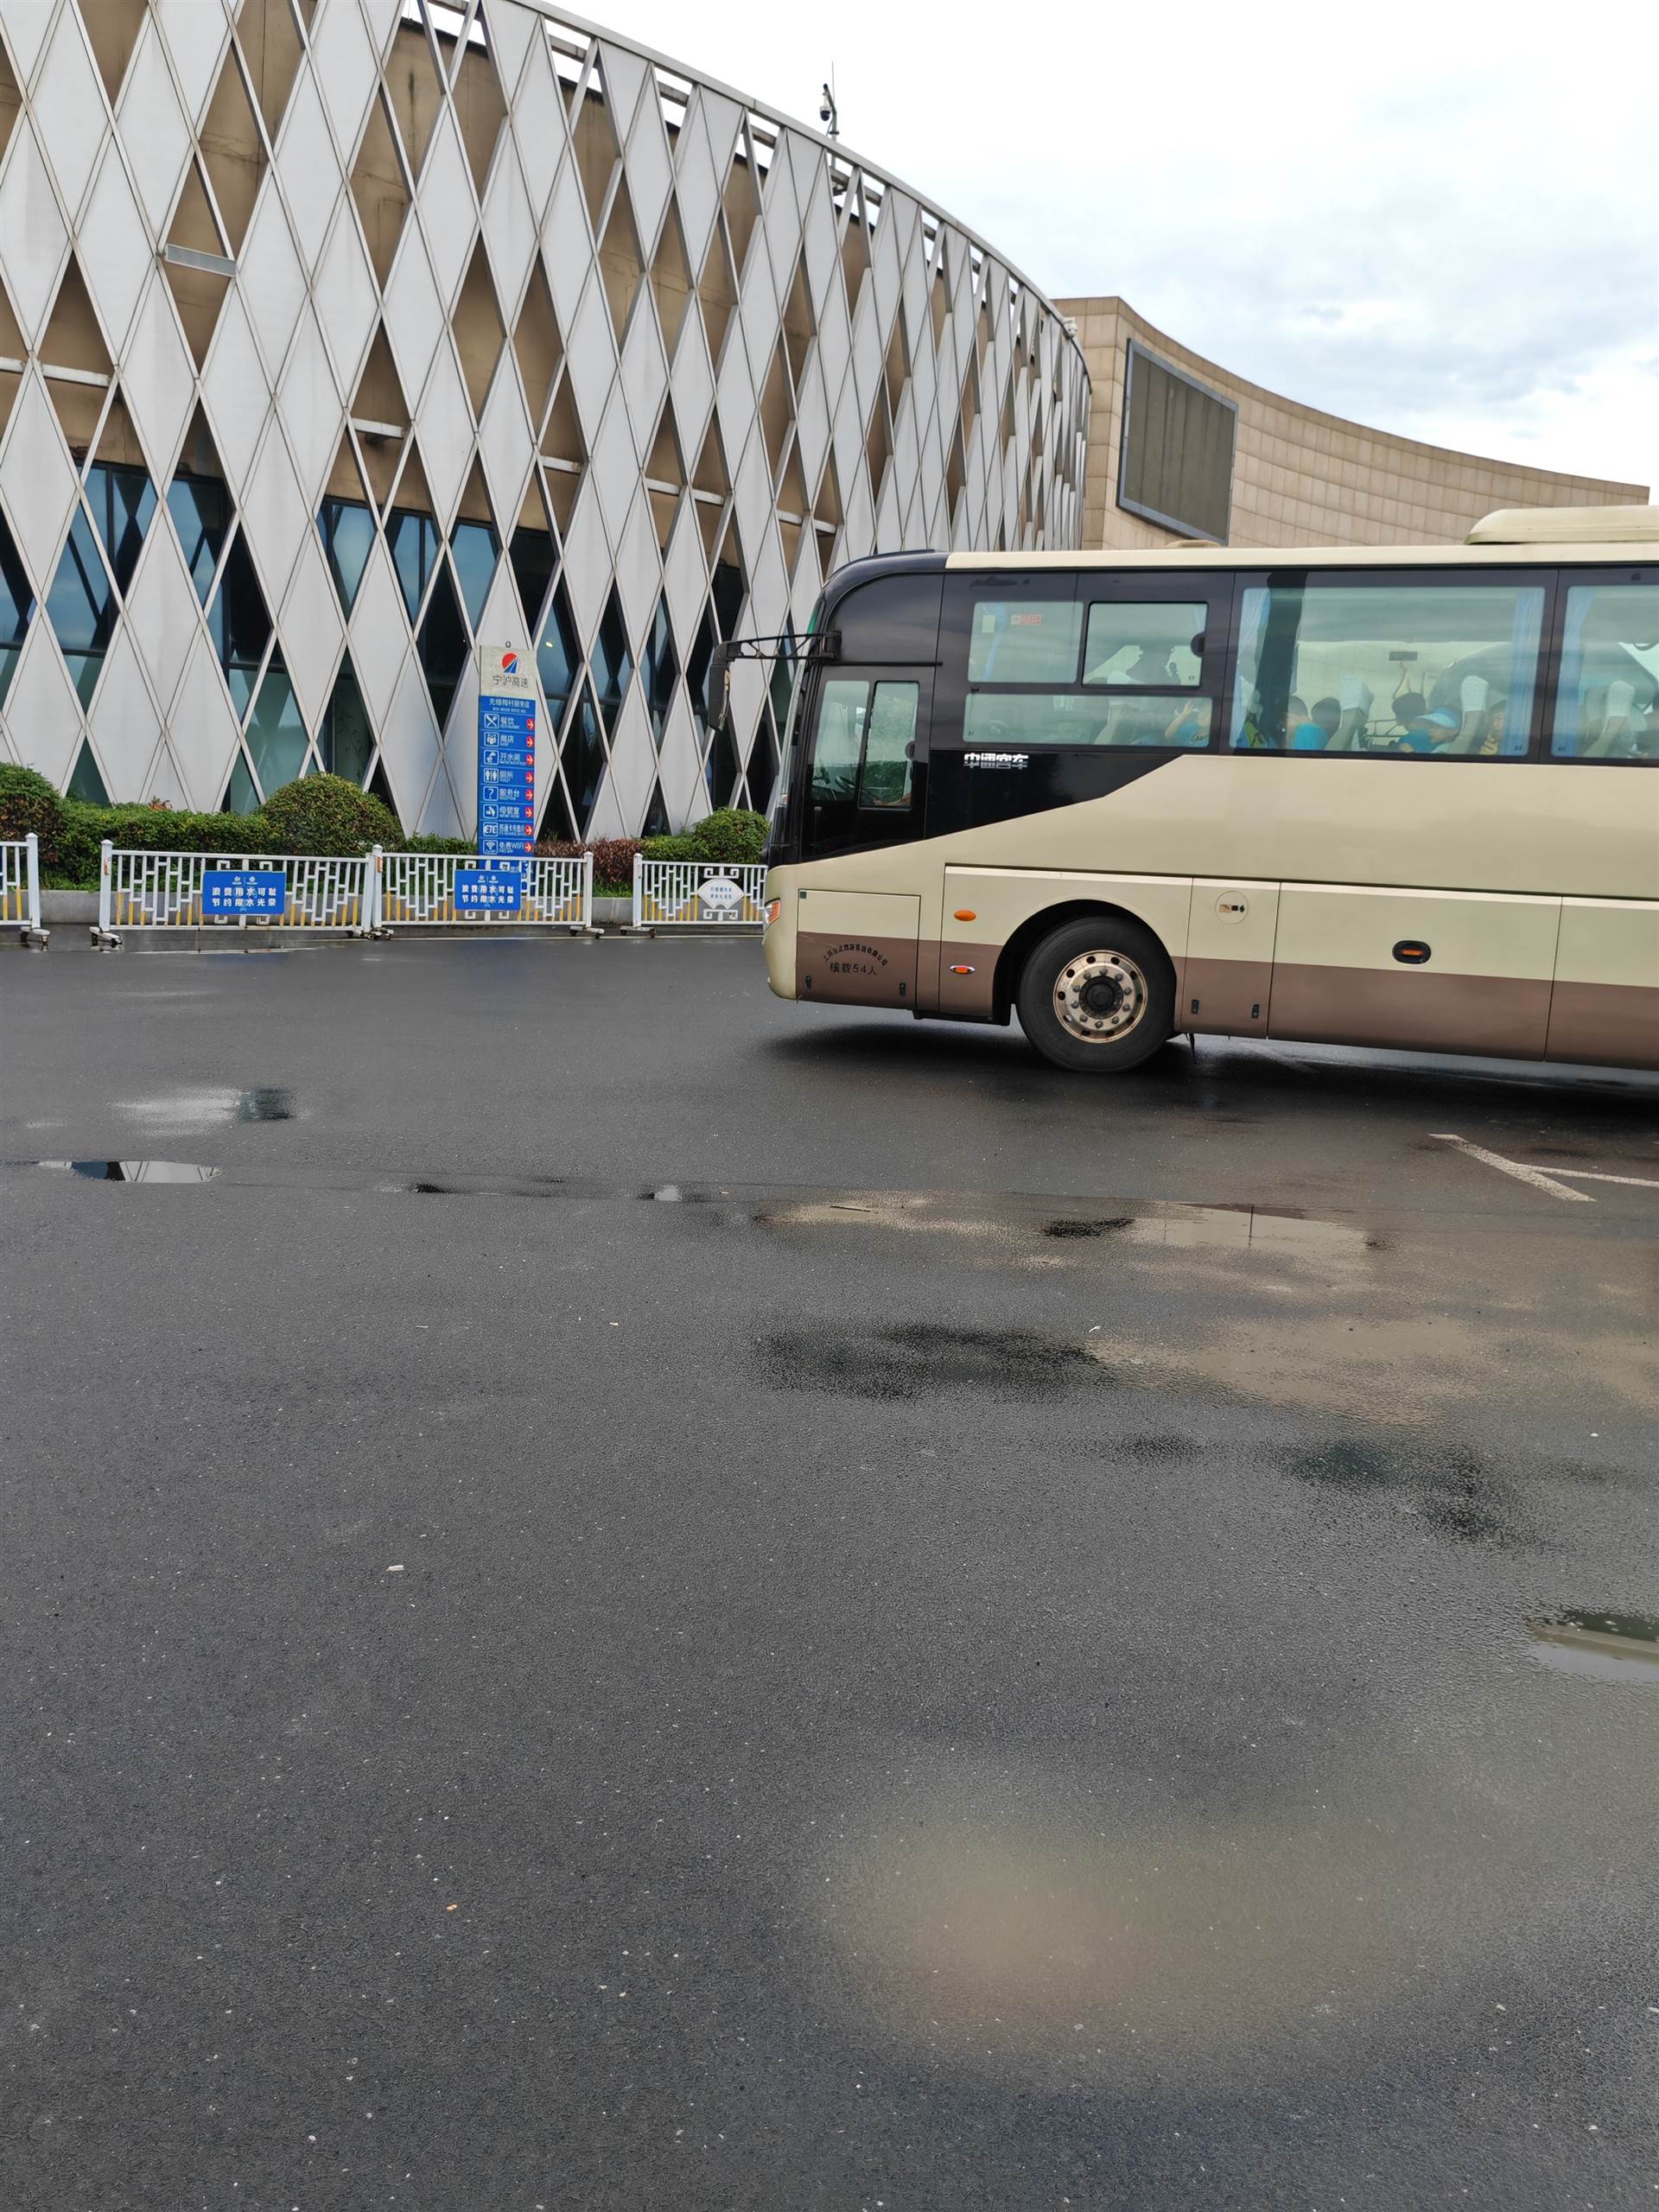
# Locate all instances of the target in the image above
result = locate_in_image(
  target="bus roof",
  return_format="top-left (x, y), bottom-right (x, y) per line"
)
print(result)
top-left (944, 505), bottom-right (1659, 573)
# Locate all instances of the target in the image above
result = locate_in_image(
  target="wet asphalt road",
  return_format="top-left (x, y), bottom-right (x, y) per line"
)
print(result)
top-left (3, 937), bottom-right (1657, 2212)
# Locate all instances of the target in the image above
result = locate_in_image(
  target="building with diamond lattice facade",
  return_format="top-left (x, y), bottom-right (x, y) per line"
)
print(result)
top-left (0, 0), bottom-right (1090, 839)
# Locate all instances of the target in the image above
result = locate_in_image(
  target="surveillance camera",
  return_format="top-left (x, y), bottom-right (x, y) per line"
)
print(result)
top-left (819, 102), bottom-right (832, 123)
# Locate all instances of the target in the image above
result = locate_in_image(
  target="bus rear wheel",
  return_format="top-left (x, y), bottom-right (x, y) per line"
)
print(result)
top-left (1016, 917), bottom-right (1173, 1073)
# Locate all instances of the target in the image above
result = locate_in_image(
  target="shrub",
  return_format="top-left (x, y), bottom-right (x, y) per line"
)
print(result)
top-left (640, 833), bottom-right (698, 861)
top-left (0, 763), bottom-right (67, 866)
top-left (47, 800), bottom-right (279, 886)
top-left (687, 807), bottom-right (769, 864)
top-left (400, 834), bottom-right (474, 855)
top-left (260, 773), bottom-right (402, 856)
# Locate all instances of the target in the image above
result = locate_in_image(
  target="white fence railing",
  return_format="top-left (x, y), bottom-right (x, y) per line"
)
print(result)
top-left (376, 850), bottom-right (592, 932)
top-left (632, 857), bottom-right (767, 930)
top-left (96, 842), bottom-right (373, 942)
top-left (3, 831), bottom-right (46, 944)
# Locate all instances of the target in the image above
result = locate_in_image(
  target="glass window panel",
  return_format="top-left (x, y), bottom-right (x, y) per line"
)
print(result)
top-left (67, 739), bottom-right (110, 804)
top-left (964, 691), bottom-right (1212, 748)
top-left (319, 653), bottom-right (374, 783)
top-left (223, 750), bottom-right (259, 814)
top-left (207, 532), bottom-right (271, 718)
top-left (811, 677), bottom-right (868, 798)
top-left (561, 684), bottom-right (607, 830)
top-left (590, 588), bottom-right (632, 737)
top-left (450, 518), bottom-right (499, 632)
top-left (1229, 579), bottom-right (1545, 754)
top-left (710, 541), bottom-right (746, 640)
top-left (704, 714), bottom-right (740, 807)
top-left (86, 461), bottom-right (156, 596)
top-left (0, 510), bottom-right (35, 709)
top-left (1551, 583), bottom-right (1659, 760)
top-left (387, 507), bottom-right (441, 624)
top-left (416, 558), bottom-right (467, 730)
top-left (45, 507), bottom-right (116, 703)
top-left (858, 681), bottom-right (918, 807)
top-left (536, 573), bottom-right (580, 728)
top-left (509, 524), bottom-right (554, 633)
top-left (768, 625), bottom-right (796, 730)
top-left (1084, 601), bottom-right (1207, 686)
top-left (167, 470), bottom-right (230, 603)
top-left (967, 599), bottom-right (1080, 683)
top-left (687, 602), bottom-right (719, 743)
top-left (643, 594), bottom-right (678, 741)
top-left (319, 497), bottom-right (375, 614)
top-left (245, 652), bottom-right (309, 794)
top-left (642, 780), bottom-right (671, 837)
top-left (749, 703), bottom-right (780, 814)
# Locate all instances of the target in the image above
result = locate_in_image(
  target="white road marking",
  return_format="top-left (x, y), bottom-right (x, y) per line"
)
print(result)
top-left (1432, 1135), bottom-right (1594, 1202)
top-left (1530, 1166), bottom-right (1659, 1189)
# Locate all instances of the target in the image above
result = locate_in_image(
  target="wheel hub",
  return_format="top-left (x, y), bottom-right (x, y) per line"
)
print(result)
top-left (1053, 949), bottom-right (1148, 1042)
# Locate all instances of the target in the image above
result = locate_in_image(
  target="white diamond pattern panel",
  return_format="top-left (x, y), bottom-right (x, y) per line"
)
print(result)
top-left (90, 627), bottom-right (161, 782)
top-left (311, 0), bottom-right (380, 158)
top-left (78, 145), bottom-right (150, 354)
top-left (0, 369), bottom-right (79, 590)
top-left (0, 1), bottom-right (1088, 830)
top-left (31, 7), bottom-right (108, 220)
top-left (168, 632), bottom-right (243, 810)
top-left (6, 620), bottom-right (85, 788)
top-left (275, 69), bottom-right (340, 276)
top-left (116, 21), bottom-right (191, 236)
top-left (1, 124), bottom-right (69, 343)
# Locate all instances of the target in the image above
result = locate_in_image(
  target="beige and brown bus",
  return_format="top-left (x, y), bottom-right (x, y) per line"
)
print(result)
top-left (758, 506), bottom-right (1659, 1072)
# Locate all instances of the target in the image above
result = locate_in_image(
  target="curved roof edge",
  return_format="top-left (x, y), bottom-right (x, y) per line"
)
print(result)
top-left (1057, 296), bottom-right (1645, 499)
top-left (510, 0), bottom-right (1090, 378)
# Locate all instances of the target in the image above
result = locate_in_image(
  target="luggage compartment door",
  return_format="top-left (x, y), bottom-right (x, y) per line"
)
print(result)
top-left (1184, 878), bottom-right (1281, 1036)
top-left (798, 889), bottom-right (921, 1007)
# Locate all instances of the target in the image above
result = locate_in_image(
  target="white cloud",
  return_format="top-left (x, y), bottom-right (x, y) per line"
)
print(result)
top-left (616, 0), bottom-right (1658, 490)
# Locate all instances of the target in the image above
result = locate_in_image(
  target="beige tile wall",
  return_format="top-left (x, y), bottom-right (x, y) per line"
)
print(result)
top-left (1054, 297), bottom-right (1647, 550)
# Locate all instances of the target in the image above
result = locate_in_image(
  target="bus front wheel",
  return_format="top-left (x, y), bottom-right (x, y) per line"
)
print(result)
top-left (1016, 917), bottom-right (1173, 1073)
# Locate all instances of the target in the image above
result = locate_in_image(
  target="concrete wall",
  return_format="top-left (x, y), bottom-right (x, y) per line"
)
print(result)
top-left (1055, 296), bottom-right (1645, 550)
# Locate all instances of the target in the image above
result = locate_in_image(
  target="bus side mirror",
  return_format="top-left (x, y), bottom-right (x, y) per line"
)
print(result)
top-left (706, 643), bottom-right (734, 728)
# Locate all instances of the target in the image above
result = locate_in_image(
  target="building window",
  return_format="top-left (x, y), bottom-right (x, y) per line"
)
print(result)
top-left (1117, 340), bottom-right (1236, 544)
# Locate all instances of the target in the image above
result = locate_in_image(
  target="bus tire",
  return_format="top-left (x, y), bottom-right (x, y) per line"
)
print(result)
top-left (1016, 916), bottom-right (1173, 1073)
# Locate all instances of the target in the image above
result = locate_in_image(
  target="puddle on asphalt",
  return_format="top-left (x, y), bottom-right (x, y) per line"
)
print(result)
top-left (757, 1320), bottom-right (1104, 1402)
top-left (111, 1086), bottom-right (295, 1129)
top-left (38, 1160), bottom-right (223, 1184)
top-left (1529, 1610), bottom-right (1659, 1685)
top-left (761, 1192), bottom-right (1367, 1259)
top-left (235, 1086), bottom-right (295, 1122)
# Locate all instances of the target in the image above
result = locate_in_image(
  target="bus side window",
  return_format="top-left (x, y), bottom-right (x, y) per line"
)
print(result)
top-left (1550, 581), bottom-right (1659, 760)
top-left (1230, 576), bottom-right (1547, 754)
top-left (858, 683), bottom-right (919, 808)
top-left (810, 680), bottom-right (868, 800)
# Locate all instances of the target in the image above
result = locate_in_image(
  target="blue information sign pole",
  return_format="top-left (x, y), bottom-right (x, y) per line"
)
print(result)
top-left (475, 637), bottom-right (537, 868)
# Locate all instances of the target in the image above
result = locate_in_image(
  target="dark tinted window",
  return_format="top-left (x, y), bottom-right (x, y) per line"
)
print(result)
top-left (831, 571), bottom-right (942, 663)
top-left (1118, 341), bottom-right (1236, 544)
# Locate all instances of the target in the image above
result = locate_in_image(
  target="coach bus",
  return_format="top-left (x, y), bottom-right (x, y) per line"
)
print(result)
top-left (758, 507), bottom-right (1658, 1072)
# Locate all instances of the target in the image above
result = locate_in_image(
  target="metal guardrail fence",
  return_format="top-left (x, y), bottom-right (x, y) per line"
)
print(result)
top-left (376, 850), bottom-right (592, 932)
top-left (632, 857), bottom-right (767, 930)
top-left (3, 832), bottom-right (47, 944)
top-left (95, 842), bottom-right (373, 944)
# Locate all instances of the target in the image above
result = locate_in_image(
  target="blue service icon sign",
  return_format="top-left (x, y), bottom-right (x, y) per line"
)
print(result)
top-left (203, 869), bottom-right (288, 916)
top-left (476, 639), bottom-right (537, 857)
top-left (454, 868), bottom-right (524, 912)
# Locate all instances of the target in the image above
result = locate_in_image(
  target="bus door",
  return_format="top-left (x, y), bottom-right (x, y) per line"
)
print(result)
top-left (797, 667), bottom-right (931, 1007)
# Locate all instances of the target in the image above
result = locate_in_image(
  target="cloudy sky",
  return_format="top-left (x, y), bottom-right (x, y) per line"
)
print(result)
top-left (611, 0), bottom-right (1657, 491)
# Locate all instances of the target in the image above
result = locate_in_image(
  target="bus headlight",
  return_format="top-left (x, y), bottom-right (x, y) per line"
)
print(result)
top-left (765, 899), bottom-right (782, 925)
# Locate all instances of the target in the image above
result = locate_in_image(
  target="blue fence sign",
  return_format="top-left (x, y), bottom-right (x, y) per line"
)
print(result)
top-left (454, 868), bottom-right (523, 912)
top-left (203, 869), bottom-right (287, 916)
